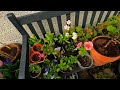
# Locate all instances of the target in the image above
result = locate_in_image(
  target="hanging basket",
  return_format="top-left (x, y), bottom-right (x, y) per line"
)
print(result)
top-left (0, 43), bottom-right (21, 63)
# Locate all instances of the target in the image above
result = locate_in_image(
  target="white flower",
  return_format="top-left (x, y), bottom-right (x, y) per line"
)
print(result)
top-left (72, 36), bottom-right (77, 40)
top-left (65, 33), bottom-right (69, 37)
top-left (51, 75), bottom-right (54, 79)
top-left (64, 25), bottom-right (70, 30)
top-left (45, 72), bottom-right (48, 75)
top-left (66, 20), bottom-right (71, 25)
top-left (72, 32), bottom-right (78, 40)
top-left (73, 32), bottom-right (77, 36)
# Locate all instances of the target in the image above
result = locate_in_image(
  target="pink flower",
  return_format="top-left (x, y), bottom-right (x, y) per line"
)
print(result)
top-left (77, 42), bottom-right (82, 49)
top-left (39, 53), bottom-right (44, 58)
top-left (84, 41), bottom-right (93, 50)
top-left (0, 60), bottom-right (3, 67)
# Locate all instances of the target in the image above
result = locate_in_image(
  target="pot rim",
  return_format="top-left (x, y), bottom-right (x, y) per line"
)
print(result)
top-left (77, 54), bottom-right (94, 69)
top-left (91, 35), bottom-right (120, 58)
top-left (30, 70), bottom-right (41, 79)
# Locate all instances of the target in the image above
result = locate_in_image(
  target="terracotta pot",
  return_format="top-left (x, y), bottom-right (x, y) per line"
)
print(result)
top-left (31, 44), bottom-right (42, 53)
top-left (30, 52), bottom-right (43, 64)
top-left (90, 36), bottom-right (120, 66)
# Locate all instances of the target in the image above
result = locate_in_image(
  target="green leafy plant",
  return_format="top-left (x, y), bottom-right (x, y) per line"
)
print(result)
top-left (43, 59), bottom-right (61, 79)
top-left (29, 34), bottom-right (43, 46)
top-left (41, 44), bottom-right (57, 55)
top-left (57, 34), bottom-right (70, 44)
top-left (29, 64), bottom-right (41, 74)
top-left (44, 33), bottom-right (58, 45)
top-left (57, 55), bottom-right (78, 72)
top-left (65, 43), bottom-right (75, 52)
top-left (78, 47), bottom-right (88, 57)
top-left (0, 60), bottom-right (20, 79)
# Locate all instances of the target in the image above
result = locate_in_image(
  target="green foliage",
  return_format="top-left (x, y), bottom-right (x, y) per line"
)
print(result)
top-left (76, 26), bottom-right (83, 33)
top-left (44, 33), bottom-right (58, 45)
top-left (41, 44), bottom-right (57, 55)
top-left (65, 43), bottom-right (75, 52)
top-left (43, 59), bottom-right (61, 79)
top-left (29, 64), bottom-right (41, 73)
top-left (107, 25), bottom-right (118, 35)
top-left (78, 47), bottom-right (88, 57)
top-left (0, 60), bottom-right (20, 79)
top-left (57, 34), bottom-right (70, 44)
top-left (57, 56), bottom-right (78, 72)
top-left (29, 34), bottom-right (43, 46)
top-left (94, 15), bottom-right (120, 39)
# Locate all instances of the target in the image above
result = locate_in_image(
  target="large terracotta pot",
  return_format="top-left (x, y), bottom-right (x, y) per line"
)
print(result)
top-left (90, 36), bottom-right (120, 66)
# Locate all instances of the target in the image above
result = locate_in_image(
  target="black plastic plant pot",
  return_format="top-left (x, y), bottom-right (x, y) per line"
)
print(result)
top-left (77, 54), bottom-right (94, 69)
top-left (30, 70), bottom-right (41, 79)
top-left (64, 72), bottom-right (79, 79)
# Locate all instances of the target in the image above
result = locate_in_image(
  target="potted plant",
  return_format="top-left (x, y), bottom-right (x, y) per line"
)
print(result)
top-left (30, 51), bottom-right (45, 64)
top-left (76, 41), bottom-right (94, 69)
top-left (90, 15), bottom-right (120, 66)
top-left (42, 59), bottom-right (62, 79)
top-left (0, 42), bottom-right (21, 63)
top-left (29, 34), bottom-right (43, 53)
top-left (29, 63), bottom-right (42, 79)
top-left (88, 63), bottom-right (117, 79)
top-left (57, 55), bottom-right (78, 74)
top-left (62, 20), bottom-right (94, 69)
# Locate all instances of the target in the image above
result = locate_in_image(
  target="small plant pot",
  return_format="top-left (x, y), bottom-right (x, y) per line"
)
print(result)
top-left (90, 36), bottom-right (120, 66)
top-left (30, 70), bottom-right (41, 79)
top-left (64, 72), bottom-right (79, 79)
top-left (0, 43), bottom-right (21, 63)
top-left (30, 52), bottom-right (43, 64)
top-left (31, 43), bottom-right (42, 53)
top-left (77, 54), bottom-right (94, 69)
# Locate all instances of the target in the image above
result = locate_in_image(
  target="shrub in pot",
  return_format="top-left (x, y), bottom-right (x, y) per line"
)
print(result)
top-left (29, 64), bottom-right (42, 79)
top-left (90, 15), bottom-right (120, 66)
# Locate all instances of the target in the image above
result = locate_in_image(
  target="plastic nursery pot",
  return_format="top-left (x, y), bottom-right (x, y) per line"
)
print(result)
top-left (90, 36), bottom-right (120, 66)
top-left (30, 52), bottom-right (43, 64)
top-left (77, 54), bottom-right (94, 69)
top-left (30, 70), bottom-right (41, 79)
top-left (31, 43), bottom-right (42, 53)
top-left (64, 72), bottom-right (79, 79)
top-left (0, 43), bottom-right (21, 63)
